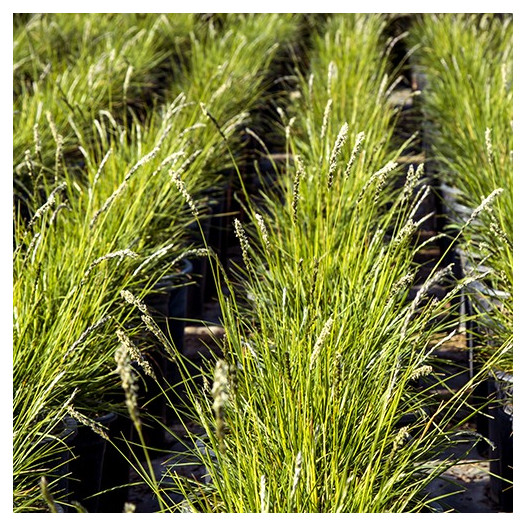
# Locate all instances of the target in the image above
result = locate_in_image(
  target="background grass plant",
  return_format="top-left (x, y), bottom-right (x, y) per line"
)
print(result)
top-left (14, 13), bottom-right (197, 212)
top-left (411, 14), bottom-right (513, 372)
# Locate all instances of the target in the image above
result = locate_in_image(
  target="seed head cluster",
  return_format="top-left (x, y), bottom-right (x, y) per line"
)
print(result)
top-left (115, 345), bottom-right (140, 430)
top-left (234, 218), bottom-right (251, 268)
top-left (255, 213), bottom-right (270, 248)
top-left (344, 131), bottom-right (365, 180)
top-left (327, 122), bottom-right (349, 189)
top-left (310, 315), bottom-right (334, 369)
top-left (212, 359), bottom-right (229, 453)
top-left (116, 328), bottom-right (156, 380)
top-left (66, 405), bottom-right (109, 440)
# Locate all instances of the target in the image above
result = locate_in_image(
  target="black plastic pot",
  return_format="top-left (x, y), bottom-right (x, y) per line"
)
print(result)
top-left (97, 412), bottom-right (131, 512)
top-left (145, 259), bottom-right (193, 356)
top-left (136, 261), bottom-right (193, 449)
top-left (34, 417), bottom-right (78, 504)
top-left (130, 359), bottom-right (168, 455)
top-left (187, 209), bottom-right (212, 320)
top-left (488, 371), bottom-right (513, 512)
top-left (68, 412), bottom-right (117, 512)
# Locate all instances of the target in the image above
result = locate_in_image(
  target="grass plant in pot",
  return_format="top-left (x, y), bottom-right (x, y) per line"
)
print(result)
top-left (411, 14), bottom-right (513, 510)
top-left (152, 34), bottom-right (491, 510)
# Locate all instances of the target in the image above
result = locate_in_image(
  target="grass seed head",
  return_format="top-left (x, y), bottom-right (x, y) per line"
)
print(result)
top-left (234, 218), bottom-right (251, 268)
top-left (485, 127), bottom-right (493, 163)
top-left (120, 289), bottom-right (149, 315)
top-left (332, 351), bottom-right (343, 401)
top-left (255, 213), bottom-right (270, 248)
top-left (344, 131), bottom-right (366, 179)
top-left (403, 163), bottom-right (424, 200)
top-left (120, 291), bottom-right (173, 349)
top-left (115, 345), bottom-right (140, 430)
top-left (373, 161), bottom-right (397, 202)
top-left (410, 365), bottom-right (433, 381)
top-left (212, 359), bottom-right (229, 453)
top-left (389, 271), bottom-right (416, 299)
top-left (310, 315), bottom-right (334, 370)
top-left (141, 314), bottom-right (173, 352)
top-left (392, 426), bottom-right (410, 454)
top-left (489, 217), bottom-right (511, 247)
top-left (24, 150), bottom-right (33, 179)
top-left (28, 182), bottom-right (67, 229)
top-left (327, 122), bottom-right (349, 189)
top-left (393, 220), bottom-right (417, 248)
top-left (292, 156), bottom-right (305, 223)
top-left (116, 329), bottom-right (157, 380)
top-left (465, 188), bottom-right (503, 229)
top-left (33, 123), bottom-right (41, 159)
top-left (66, 405), bottom-right (109, 440)
top-left (359, 160), bottom-right (397, 202)
top-left (170, 166), bottom-right (199, 217)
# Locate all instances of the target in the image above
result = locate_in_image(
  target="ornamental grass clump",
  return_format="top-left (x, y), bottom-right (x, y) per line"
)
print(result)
top-left (162, 130), bottom-right (490, 512)
top-left (411, 14), bottom-right (513, 372)
top-left (13, 124), bottom-right (192, 510)
top-left (157, 15), bottom-right (490, 512)
top-left (13, 13), bottom-right (195, 95)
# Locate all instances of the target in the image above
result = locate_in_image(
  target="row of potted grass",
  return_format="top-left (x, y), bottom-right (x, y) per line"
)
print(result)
top-left (13, 13), bottom-right (304, 512)
top-left (13, 13), bottom-right (195, 95)
top-left (156, 14), bottom-right (488, 512)
top-left (411, 14), bottom-right (513, 373)
top-left (410, 13), bottom-right (513, 511)
top-left (13, 13), bottom-right (197, 209)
